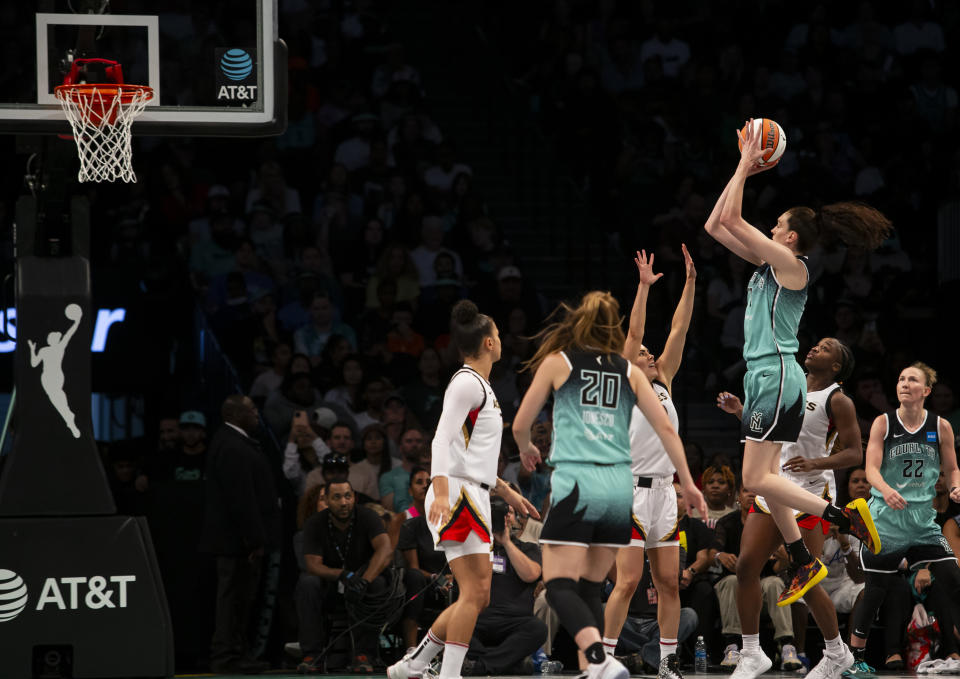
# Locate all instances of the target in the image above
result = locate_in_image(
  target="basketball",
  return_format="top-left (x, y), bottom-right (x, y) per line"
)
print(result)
top-left (738, 118), bottom-right (787, 166)
top-left (65, 303), bottom-right (82, 321)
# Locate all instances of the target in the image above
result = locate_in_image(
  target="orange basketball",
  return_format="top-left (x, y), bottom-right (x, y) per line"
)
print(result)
top-left (738, 118), bottom-right (787, 166)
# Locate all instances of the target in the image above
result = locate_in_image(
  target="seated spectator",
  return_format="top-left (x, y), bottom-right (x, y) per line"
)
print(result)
top-left (263, 371), bottom-right (324, 441)
top-left (334, 113), bottom-right (379, 172)
top-left (821, 468), bottom-right (868, 620)
top-left (293, 292), bottom-right (358, 364)
top-left (675, 483), bottom-right (721, 662)
top-left (245, 160), bottom-right (302, 217)
top-left (379, 427), bottom-right (426, 512)
top-left (352, 377), bottom-right (392, 431)
top-left (400, 348), bottom-right (444, 431)
top-left (639, 20), bottom-right (690, 78)
top-left (517, 422), bottom-right (552, 513)
top-left (282, 407), bottom-right (337, 497)
top-left (691, 464), bottom-right (737, 528)
top-left (410, 216), bottom-right (464, 287)
top-left (104, 440), bottom-right (147, 515)
top-left (312, 334), bottom-right (354, 393)
top-left (297, 479), bottom-right (395, 673)
top-left (934, 470), bottom-right (960, 527)
top-left (385, 303), bottom-right (425, 362)
top-left (365, 244), bottom-right (421, 310)
top-left (324, 355), bottom-right (366, 414)
top-left (423, 142), bottom-right (473, 195)
top-left (398, 472), bottom-right (449, 647)
top-left (713, 485), bottom-right (795, 668)
top-left (382, 394), bottom-right (421, 456)
top-left (482, 265), bottom-right (546, 330)
top-left (893, 1), bottom-right (945, 56)
top-left (247, 201), bottom-right (286, 268)
top-left (611, 553), bottom-right (698, 673)
top-left (249, 341), bottom-right (292, 404)
top-left (464, 498), bottom-right (545, 676)
top-left (348, 424), bottom-right (392, 501)
top-left (187, 184), bottom-right (240, 242)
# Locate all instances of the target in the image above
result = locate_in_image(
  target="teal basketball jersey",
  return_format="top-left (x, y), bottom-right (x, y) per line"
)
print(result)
top-left (873, 410), bottom-right (941, 506)
top-left (743, 258), bottom-right (808, 363)
top-left (549, 351), bottom-right (635, 466)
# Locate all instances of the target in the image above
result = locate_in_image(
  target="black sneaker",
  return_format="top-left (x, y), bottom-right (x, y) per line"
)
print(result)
top-left (659, 654), bottom-right (684, 679)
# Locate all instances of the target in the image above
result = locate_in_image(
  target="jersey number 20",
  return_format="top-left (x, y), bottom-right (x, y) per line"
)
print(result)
top-left (580, 370), bottom-right (620, 409)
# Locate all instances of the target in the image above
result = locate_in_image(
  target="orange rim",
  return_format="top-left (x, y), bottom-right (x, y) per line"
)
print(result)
top-left (54, 84), bottom-right (154, 105)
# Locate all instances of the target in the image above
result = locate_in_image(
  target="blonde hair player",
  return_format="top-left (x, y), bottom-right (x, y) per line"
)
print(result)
top-left (703, 119), bottom-right (892, 679)
top-left (388, 300), bottom-right (538, 679)
top-left (601, 246), bottom-right (706, 679)
top-left (512, 291), bottom-right (707, 679)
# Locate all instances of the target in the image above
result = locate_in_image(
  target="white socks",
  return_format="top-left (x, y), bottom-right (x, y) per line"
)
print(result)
top-left (439, 641), bottom-right (468, 679)
top-left (407, 630), bottom-right (444, 673)
top-left (603, 637), bottom-right (618, 656)
top-left (661, 638), bottom-right (678, 659)
top-left (742, 634), bottom-right (761, 654)
top-left (824, 635), bottom-right (845, 656)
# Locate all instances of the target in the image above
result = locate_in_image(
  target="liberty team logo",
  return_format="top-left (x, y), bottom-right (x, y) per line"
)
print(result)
top-left (749, 411), bottom-right (763, 433)
top-left (27, 304), bottom-right (82, 438)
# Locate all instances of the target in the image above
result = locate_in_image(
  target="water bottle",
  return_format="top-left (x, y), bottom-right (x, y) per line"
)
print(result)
top-left (695, 636), bottom-right (708, 674)
top-left (541, 660), bottom-right (564, 675)
top-left (532, 648), bottom-right (548, 673)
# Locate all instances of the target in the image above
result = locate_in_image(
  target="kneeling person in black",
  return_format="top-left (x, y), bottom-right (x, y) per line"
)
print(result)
top-left (465, 498), bottom-right (547, 675)
top-left (299, 478), bottom-right (394, 671)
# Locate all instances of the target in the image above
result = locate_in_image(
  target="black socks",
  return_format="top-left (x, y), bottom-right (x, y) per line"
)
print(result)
top-left (786, 538), bottom-right (813, 566)
top-left (822, 504), bottom-right (851, 532)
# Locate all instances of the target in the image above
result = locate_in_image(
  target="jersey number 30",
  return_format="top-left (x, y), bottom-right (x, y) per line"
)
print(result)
top-left (580, 370), bottom-right (620, 409)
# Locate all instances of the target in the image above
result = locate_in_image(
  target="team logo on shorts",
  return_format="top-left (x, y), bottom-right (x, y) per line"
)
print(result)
top-left (750, 411), bottom-right (763, 433)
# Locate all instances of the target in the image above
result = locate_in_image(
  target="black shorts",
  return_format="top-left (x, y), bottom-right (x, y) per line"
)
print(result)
top-left (860, 535), bottom-right (956, 573)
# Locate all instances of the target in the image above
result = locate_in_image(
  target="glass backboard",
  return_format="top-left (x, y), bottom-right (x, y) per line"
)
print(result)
top-left (0, 0), bottom-right (286, 137)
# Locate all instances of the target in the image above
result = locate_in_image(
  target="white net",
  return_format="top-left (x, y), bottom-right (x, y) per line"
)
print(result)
top-left (54, 85), bottom-right (153, 183)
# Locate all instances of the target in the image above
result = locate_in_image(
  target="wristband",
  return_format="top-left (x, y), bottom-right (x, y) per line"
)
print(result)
top-left (689, 566), bottom-right (697, 575)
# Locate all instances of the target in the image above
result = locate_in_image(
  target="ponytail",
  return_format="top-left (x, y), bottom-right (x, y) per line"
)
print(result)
top-left (787, 202), bottom-right (892, 253)
top-left (522, 291), bottom-right (625, 372)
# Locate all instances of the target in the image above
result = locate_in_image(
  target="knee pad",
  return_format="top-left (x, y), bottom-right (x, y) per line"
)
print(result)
top-left (545, 578), bottom-right (595, 638)
top-left (578, 578), bottom-right (604, 635)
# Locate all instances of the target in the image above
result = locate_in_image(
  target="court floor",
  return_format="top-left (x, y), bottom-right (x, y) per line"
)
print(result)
top-left (172, 673), bottom-right (924, 679)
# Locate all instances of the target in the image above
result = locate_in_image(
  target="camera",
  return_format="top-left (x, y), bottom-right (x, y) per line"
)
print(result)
top-left (491, 496), bottom-right (508, 534)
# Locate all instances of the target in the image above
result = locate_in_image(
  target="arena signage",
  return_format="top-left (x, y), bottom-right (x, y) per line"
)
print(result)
top-left (0, 307), bottom-right (126, 353)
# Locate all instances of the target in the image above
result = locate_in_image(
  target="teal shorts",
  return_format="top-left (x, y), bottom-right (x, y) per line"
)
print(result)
top-left (741, 355), bottom-right (806, 443)
top-left (540, 462), bottom-right (633, 547)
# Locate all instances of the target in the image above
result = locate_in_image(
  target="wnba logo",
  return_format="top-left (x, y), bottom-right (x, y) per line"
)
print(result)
top-left (220, 49), bottom-right (254, 81)
top-left (0, 569), bottom-right (29, 623)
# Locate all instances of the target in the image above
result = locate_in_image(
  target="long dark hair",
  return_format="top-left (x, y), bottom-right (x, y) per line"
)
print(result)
top-left (787, 202), bottom-right (892, 254)
top-left (450, 300), bottom-right (494, 359)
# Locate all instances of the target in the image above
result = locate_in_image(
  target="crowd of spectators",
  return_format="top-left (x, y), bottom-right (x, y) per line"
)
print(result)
top-left (10, 0), bottom-right (960, 674)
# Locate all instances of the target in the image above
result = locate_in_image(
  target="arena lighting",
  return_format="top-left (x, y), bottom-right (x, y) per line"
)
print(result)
top-left (0, 307), bottom-right (126, 353)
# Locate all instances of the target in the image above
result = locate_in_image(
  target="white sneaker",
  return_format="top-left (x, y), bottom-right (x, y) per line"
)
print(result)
top-left (730, 649), bottom-right (773, 679)
top-left (942, 658), bottom-right (960, 675)
top-left (781, 644), bottom-right (803, 671)
top-left (387, 653), bottom-right (422, 679)
top-left (721, 645), bottom-right (742, 668)
top-left (587, 655), bottom-right (629, 679)
top-left (807, 645), bottom-right (855, 679)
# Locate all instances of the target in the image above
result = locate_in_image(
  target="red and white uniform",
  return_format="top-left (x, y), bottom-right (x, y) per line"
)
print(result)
top-left (426, 365), bottom-right (502, 559)
top-left (628, 380), bottom-right (681, 548)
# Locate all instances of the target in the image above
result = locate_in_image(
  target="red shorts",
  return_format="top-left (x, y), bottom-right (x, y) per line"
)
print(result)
top-left (749, 500), bottom-right (830, 535)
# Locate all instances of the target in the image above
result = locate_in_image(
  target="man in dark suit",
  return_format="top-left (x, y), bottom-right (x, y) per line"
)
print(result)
top-left (199, 394), bottom-right (280, 674)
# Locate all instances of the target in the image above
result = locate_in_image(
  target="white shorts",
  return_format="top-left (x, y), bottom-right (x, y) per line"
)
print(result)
top-left (426, 477), bottom-right (493, 561)
top-left (630, 476), bottom-right (679, 549)
top-left (821, 577), bottom-right (865, 614)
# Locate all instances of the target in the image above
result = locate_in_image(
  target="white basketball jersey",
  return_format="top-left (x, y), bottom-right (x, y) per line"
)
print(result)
top-left (779, 383), bottom-right (840, 499)
top-left (444, 367), bottom-right (502, 487)
top-left (628, 380), bottom-right (679, 478)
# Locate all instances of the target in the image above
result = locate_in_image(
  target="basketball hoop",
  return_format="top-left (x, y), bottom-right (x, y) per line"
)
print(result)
top-left (54, 82), bottom-right (153, 183)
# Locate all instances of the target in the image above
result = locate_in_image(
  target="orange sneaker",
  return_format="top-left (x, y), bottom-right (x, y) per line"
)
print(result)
top-left (777, 558), bottom-right (827, 607)
top-left (842, 498), bottom-right (881, 554)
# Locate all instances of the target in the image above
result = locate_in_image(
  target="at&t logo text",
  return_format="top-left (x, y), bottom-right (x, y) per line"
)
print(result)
top-left (36, 575), bottom-right (136, 611)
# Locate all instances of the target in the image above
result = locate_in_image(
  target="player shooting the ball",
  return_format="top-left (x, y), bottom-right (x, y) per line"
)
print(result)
top-left (702, 119), bottom-right (892, 679)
